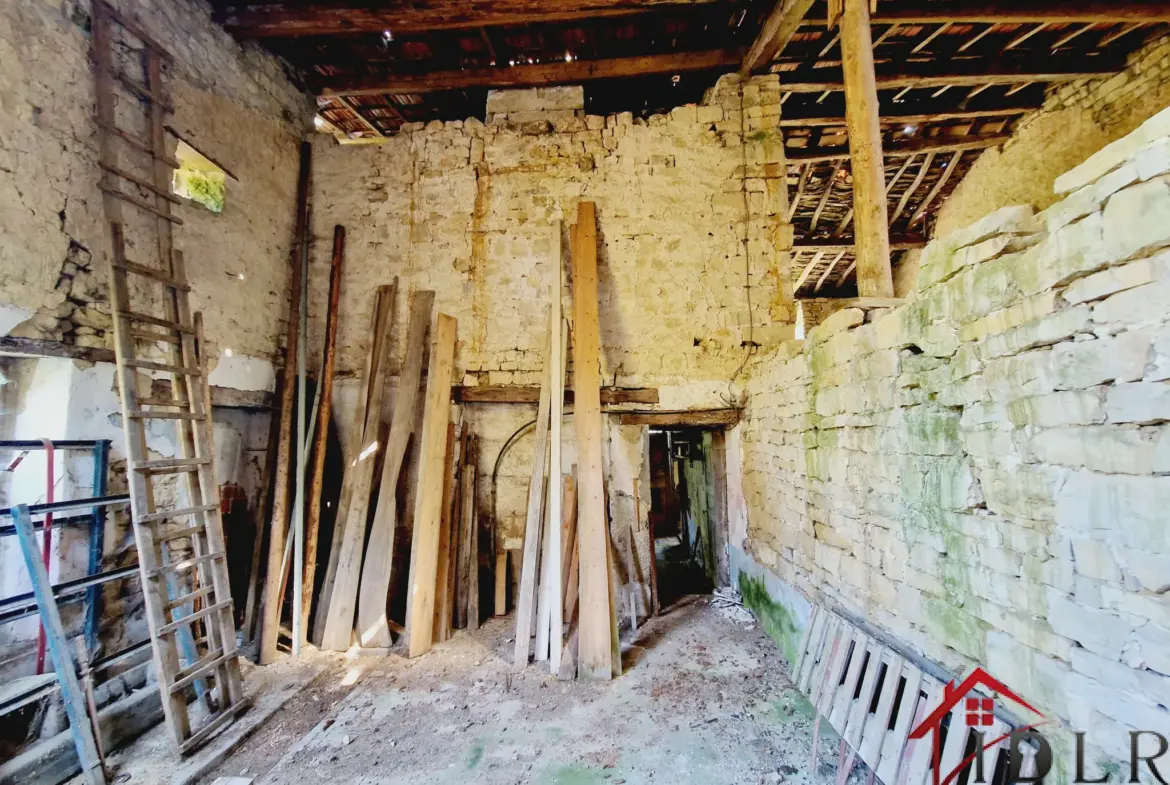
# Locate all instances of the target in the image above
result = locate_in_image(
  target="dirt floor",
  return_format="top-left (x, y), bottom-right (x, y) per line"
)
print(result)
top-left (197, 597), bottom-right (854, 785)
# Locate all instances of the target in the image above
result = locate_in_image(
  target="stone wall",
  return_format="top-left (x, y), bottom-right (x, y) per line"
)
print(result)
top-left (739, 107), bottom-right (1170, 774)
top-left (309, 77), bottom-right (795, 548)
top-left (0, 0), bottom-right (310, 376)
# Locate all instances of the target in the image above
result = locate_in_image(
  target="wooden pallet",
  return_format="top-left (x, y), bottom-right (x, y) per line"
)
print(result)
top-left (794, 606), bottom-right (1016, 785)
top-left (90, 1), bottom-right (246, 754)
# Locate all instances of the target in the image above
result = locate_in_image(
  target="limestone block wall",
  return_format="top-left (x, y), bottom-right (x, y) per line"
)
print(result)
top-left (0, 0), bottom-right (310, 375)
top-left (740, 107), bottom-right (1170, 771)
top-left (309, 76), bottom-right (795, 547)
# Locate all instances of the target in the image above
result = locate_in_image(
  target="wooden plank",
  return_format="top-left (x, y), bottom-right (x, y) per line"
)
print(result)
top-left (494, 550), bottom-right (508, 617)
top-left (876, 665), bottom-right (924, 784)
top-left (786, 133), bottom-right (1009, 163)
top-left (319, 283), bottom-right (398, 651)
top-left (894, 677), bottom-right (944, 785)
top-left (812, 1), bottom-right (1170, 24)
top-left (442, 429), bottom-right (466, 641)
top-left (741, 0), bottom-right (816, 74)
top-left (301, 225), bottom-right (345, 645)
top-left (223, 0), bottom-right (726, 36)
top-left (616, 409), bottom-right (741, 427)
top-left (322, 50), bottom-right (743, 97)
top-left (830, 632), bottom-right (869, 730)
top-left (405, 314), bottom-right (458, 658)
top-left (259, 142), bottom-right (311, 665)
top-left (573, 201), bottom-right (615, 681)
top-left (560, 472), bottom-right (579, 620)
top-left (455, 437), bottom-right (477, 629)
top-left (859, 651), bottom-right (904, 765)
top-left (797, 607), bottom-right (827, 691)
top-left (841, 0), bottom-right (893, 298)
top-left (311, 287), bottom-right (390, 645)
top-left (511, 311), bottom-right (554, 668)
top-left (779, 59), bottom-right (1121, 93)
top-left (454, 385), bottom-right (659, 405)
top-left (434, 421), bottom-right (461, 640)
top-left (356, 291), bottom-right (434, 648)
top-left (546, 257), bottom-right (566, 670)
top-left (466, 440), bottom-right (481, 632)
top-left (844, 640), bottom-right (884, 749)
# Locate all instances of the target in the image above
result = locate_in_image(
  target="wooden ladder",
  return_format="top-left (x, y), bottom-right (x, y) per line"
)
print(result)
top-left (89, 0), bottom-right (246, 754)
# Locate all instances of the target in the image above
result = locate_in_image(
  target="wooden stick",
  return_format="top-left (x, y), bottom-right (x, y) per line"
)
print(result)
top-left (890, 152), bottom-right (936, 225)
top-left (573, 202), bottom-right (615, 680)
top-left (909, 150), bottom-right (963, 226)
top-left (312, 287), bottom-right (387, 645)
top-left (494, 550), bottom-right (508, 617)
top-left (356, 291), bottom-right (434, 648)
top-left (841, 0), bottom-right (893, 297)
top-left (243, 367), bottom-right (282, 643)
top-left (259, 141), bottom-right (310, 665)
top-left (443, 428), bottom-right (466, 640)
top-left (466, 438), bottom-right (481, 633)
top-left (405, 314), bottom-right (458, 658)
top-left (455, 436), bottom-right (476, 629)
top-left (434, 421), bottom-right (459, 640)
top-left (319, 282), bottom-right (398, 651)
top-left (301, 225), bottom-right (345, 647)
top-left (560, 471), bottom-right (578, 620)
top-left (547, 315), bottom-right (567, 669)
top-left (511, 310), bottom-right (555, 669)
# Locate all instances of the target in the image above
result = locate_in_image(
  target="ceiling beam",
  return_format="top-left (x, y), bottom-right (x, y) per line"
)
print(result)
top-left (804, 1), bottom-right (1170, 24)
top-left (741, 0), bottom-right (816, 74)
top-left (221, 0), bottom-right (722, 37)
top-left (319, 49), bottom-right (743, 96)
top-left (777, 106), bottom-right (1032, 127)
top-left (787, 133), bottom-right (1011, 162)
top-left (794, 237), bottom-right (928, 250)
top-left (778, 58), bottom-right (1123, 93)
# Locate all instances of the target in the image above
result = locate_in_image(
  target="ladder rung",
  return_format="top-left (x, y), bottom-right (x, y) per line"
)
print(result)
top-left (157, 524), bottom-right (207, 544)
top-left (123, 358), bottom-right (200, 375)
top-left (96, 119), bottom-right (179, 167)
top-left (170, 646), bottom-right (238, 695)
top-left (147, 550), bottom-right (225, 578)
top-left (177, 699), bottom-right (250, 756)
top-left (129, 329), bottom-right (183, 345)
top-left (118, 310), bottom-right (195, 334)
top-left (112, 260), bottom-right (190, 293)
top-left (128, 410), bottom-right (206, 421)
top-left (99, 184), bottom-right (183, 224)
top-left (165, 584), bottom-right (214, 611)
top-left (137, 397), bottom-right (184, 407)
top-left (132, 458), bottom-right (210, 474)
top-left (157, 600), bottom-right (232, 636)
top-left (101, 163), bottom-right (183, 205)
top-left (104, 67), bottom-right (175, 112)
top-left (138, 504), bottom-right (217, 524)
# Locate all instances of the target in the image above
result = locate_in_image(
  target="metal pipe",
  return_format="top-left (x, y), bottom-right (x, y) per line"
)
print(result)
top-left (0, 565), bottom-right (140, 621)
top-left (0, 494), bottom-right (129, 521)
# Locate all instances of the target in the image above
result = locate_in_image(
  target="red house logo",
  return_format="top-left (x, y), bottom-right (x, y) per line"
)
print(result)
top-left (908, 667), bottom-right (1048, 785)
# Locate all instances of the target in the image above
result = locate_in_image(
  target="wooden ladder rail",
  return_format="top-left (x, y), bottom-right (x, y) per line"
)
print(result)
top-left (90, 0), bottom-right (245, 754)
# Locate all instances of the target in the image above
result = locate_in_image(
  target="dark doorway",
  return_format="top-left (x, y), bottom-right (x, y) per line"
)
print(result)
top-left (647, 427), bottom-right (727, 610)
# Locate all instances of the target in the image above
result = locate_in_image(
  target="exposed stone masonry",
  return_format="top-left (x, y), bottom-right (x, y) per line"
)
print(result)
top-left (741, 107), bottom-right (1170, 774)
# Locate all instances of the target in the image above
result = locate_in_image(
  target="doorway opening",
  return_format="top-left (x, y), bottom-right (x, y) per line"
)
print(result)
top-left (647, 427), bottom-right (729, 611)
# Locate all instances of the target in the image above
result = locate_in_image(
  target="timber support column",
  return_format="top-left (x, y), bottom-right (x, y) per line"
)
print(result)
top-left (840, 0), bottom-right (894, 298)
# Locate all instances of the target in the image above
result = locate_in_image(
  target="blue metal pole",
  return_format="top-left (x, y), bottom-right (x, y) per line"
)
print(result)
top-left (12, 504), bottom-right (107, 785)
top-left (85, 440), bottom-right (110, 657)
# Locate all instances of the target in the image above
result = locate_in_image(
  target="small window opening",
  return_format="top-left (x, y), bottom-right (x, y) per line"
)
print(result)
top-left (172, 139), bottom-right (228, 213)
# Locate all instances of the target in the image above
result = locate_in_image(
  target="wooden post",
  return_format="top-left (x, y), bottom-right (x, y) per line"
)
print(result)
top-left (572, 201), bottom-right (615, 680)
top-left (434, 420), bottom-right (459, 640)
top-left (547, 238), bottom-right (566, 672)
top-left (356, 291), bottom-right (434, 649)
top-left (840, 0), bottom-right (894, 298)
top-left (466, 437), bottom-right (481, 632)
top-left (405, 314), bottom-right (458, 658)
top-left (300, 225), bottom-right (345, 648)
top-left (260, 142), bottom-right (310, 665)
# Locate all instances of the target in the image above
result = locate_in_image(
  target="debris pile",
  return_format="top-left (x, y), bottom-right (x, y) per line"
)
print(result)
top-left (710, 588), bottom-right (755, 627)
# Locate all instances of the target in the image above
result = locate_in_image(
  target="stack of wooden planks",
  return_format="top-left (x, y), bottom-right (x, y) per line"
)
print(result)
top-left (513, 203), bottom-right (620, 680)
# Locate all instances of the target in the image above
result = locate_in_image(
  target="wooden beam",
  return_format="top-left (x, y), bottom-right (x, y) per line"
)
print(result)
top-left (807, 1), bottom-right (1170, 24)
top-left (405, 314), bottom-right (458, 659)
top-left (320, 50), bottom-right (742, 96)
top-left (809, 161), bottom-right (843, 234)
top-left (890, 152), bottom-right (936, 225)
top-left (787, 133), bottom-right (1010, 163)
top-left (453, 385), bottom-right (659, 405)
top-left (833, 154), bottom-right (918, 237)
top-left (741, 0), bottom-right (816, 74)
top-left (841, 0), bottom-right (893, 297)
top-left (617, 409), bottom-right (742, 427)
top-left (778, 59), bottom-right (1122, 93)
top-left (788, 163), bottom-right (812, 220)
top-left (909, 150), bottom-right (964, 226)
top-left (794, 250), bottom-right (825, 291)
top-left (777, 107), bottom-right (1031, 128)
top-left (223, 0), bottom-right (724, 37)
top-left (546, 242), bottom-right (566, 673)
top-left (815, 251), bottom-right (848, 292)
top-left (794, 237), bottom-right (928, 250)
top-left (572, 201), bottom-right (616, 681)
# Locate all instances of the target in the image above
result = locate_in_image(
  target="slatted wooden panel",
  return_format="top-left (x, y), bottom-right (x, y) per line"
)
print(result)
top-left (793, 606), bottom-right (1020, 785)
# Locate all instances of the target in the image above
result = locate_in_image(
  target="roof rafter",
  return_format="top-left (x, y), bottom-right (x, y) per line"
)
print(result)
top-left (778, 58), bottom-right (1124, 93)
top-left (804, 1), bottom-right (1170, 25)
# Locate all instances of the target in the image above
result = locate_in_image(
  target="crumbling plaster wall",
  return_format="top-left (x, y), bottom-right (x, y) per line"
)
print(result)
top-left (308, 78), bottom-right (795, 562)
top-left (738, 107), bottom-right (1170, 774)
